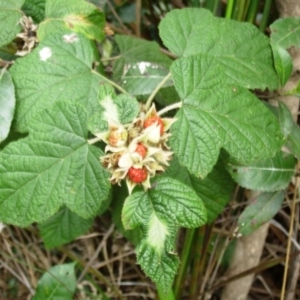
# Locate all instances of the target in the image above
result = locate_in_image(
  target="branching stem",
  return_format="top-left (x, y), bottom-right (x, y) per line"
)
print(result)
top-left (145, 72), bottom-right (172, 110)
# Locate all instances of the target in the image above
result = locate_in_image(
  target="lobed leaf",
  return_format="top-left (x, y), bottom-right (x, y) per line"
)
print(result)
top-left (159, 8), bottom-right (278, 90)
top-left (238, 191), bottom-right (285, 236)
top-left (165, 156), bottom-right (234, 223)
top-left (32, 263), bottom-right (76, 300)
top-left (122, 177), bottom-right (207, 230)
top-left (114, 35), bottom-right (173, 95)
top-left (39, 207), bottom-right (94, 249)
top-left (227, 151), bottom-right (296, 192)
top-left (22, 0), bottom-right (45, 23)
top-left (10, 29), bottom-right (101, 132)
top-left (170, 55), bottom-right (283, 177)
top-left (137, 239), bottom-right (179, 293)
top-left (0, 69), bottom-right (15, 143)
top-left (0, 0), bottom-right (24, 47)
top-left (0, 101), bottom-right (110, 226)
top-left (38, 0), bottom-right (105, 41)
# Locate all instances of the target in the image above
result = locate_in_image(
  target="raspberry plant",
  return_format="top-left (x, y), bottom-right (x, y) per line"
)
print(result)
top-left (0, 0), bottom-right (300, 296)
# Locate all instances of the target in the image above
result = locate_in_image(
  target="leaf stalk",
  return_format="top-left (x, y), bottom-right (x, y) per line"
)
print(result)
top-left (145, 72), bottom-right (172, 110)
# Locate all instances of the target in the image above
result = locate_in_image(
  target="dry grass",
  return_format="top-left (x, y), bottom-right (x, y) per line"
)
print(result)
top-left (1, 186), bottom-right (299, 300)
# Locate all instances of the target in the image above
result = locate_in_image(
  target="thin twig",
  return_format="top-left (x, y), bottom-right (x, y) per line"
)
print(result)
top-left (280, 175), bottom-right (299, 300)
top-left (77, 224), bottom-right (115, 282)
top-left (135, 0), bottom-right (142, 37)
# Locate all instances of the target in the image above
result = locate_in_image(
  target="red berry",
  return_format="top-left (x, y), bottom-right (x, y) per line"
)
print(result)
top-left (135, 143), bottom-right (147, 158)
top-left (128, 167), bottom-right (147, 183)
top-left (144, 116), bottom-right (164, 135)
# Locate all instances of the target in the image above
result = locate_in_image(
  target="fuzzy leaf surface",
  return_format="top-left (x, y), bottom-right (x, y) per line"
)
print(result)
top-left (32, 262), bottom-right (76, 300)
top-left (170, 55), bottom-right (283, 177)
top-left (38, 0), bottom-right (105, 41)
top-left (0, 101), bottom-right (110, 226)
top-left (238, 191), bottom-right (285, 236)
top-left (114, 35), bottom-right (173, 95)
top-left (227, 151), bottom-right (296, 192)
top-left (22, 0), bottom-right (45, 23)
top-left (122, 176), bottom-right (207, 230)
top-left (0, 0), bottom-right (24, 47)
top-left (159, 8), bottom-right (278, 90)
top-left (271, 17), bottom-right (300, 49)
top-left (10, 29), bottom-right (101, 132)
top-left (137, 239), bottom-right (179, 293)
top-left (165, 156), bottom-right (234, 223)
top-left (122, 176), bottom-right (207, 291)
top-left (39, 207), bottom-right (93, 249)
top-left (0, 69), bottom-right (15, 143)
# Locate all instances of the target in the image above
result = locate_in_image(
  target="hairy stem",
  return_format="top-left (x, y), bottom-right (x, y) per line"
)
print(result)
top-left (145, 73), bottom-right (172, 110)
top-left (93, 71), bottom-right (128, 94)
top-left (157, 102), bottom-right (182, 116)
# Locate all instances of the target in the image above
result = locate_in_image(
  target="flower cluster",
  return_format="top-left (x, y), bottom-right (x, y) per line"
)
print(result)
top-left (16, 16), bottom-right (38, 56)
top-left (96, 104), bottom-right (175, 194)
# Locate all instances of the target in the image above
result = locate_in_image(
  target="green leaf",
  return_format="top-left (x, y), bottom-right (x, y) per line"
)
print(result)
top-left (271, 43), bottom-right (293, 87)
top-left (170, 55), bottom-right (283, 177)
top-left (22, 0), bottom-right (45, 23)
top-left (0, 69), bottom-right (15, 143)
top-left (165, 156), bottom-right (234, 223)
top-left (111, 184), bottom-right (143, 246)
top-left (0, 0), bottom-right (24, 47)
top-left (10, 29), bottom-right (101, 132)
top-left (113, 94), bottom-right (140, 124)
top-left (38, 0), bottom-right (105, 41)
top-left (88, 84), bottom-right (140, 135)
top-left (137, 239), bottom-right (179, 293)
top-left (32, 262), bottom-right (76, 300)
top-left (159, 8), bottom-right (278, 90)
top-left (39, 207), bottom-right (94, 249)
top-left (114, 35), bottom-right (173, 95)
top-left (270, 17), bottom-right (300, 49)
top-left (0, 101), bottom-right (110, 226)
top-left (278, 101), bottom-right (294, 137)
top-left (122, 177), bottom-right (207, 230)
top-left (286, 123), bottom-right (300, 160)
top-left (227, 151), bottom-right (296, 192)
top-left (122, 177), bottom-right (206, 292)
top-left (238, 191), bottom-right (285, 236)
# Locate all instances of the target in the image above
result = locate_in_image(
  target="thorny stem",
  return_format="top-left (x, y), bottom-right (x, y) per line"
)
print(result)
top-left (93, 71), bottom-right (128, 95)
top-left (145, 72), bottom-right (172, 110)
top-left (157, 102), bottom-right (182, 116)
